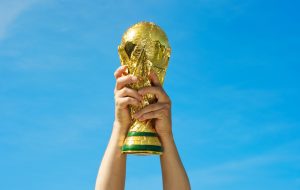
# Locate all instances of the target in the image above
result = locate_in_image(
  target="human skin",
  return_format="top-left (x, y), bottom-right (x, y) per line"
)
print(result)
top-left (95, 66), bottom-right (191, 190)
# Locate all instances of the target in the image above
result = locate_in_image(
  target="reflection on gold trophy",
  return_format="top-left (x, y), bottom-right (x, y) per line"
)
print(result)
top-left (118, 22), bottom-right (171, 155)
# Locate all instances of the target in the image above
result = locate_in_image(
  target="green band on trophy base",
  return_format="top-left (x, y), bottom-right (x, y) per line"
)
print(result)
top-left (127, 132), bottom-right (158, 137)
top-left (122, 145), bottom-right (163, 155)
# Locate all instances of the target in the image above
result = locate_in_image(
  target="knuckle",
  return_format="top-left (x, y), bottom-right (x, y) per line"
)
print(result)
top-left (114, 71), bottom-right (118, 78)
top-left (155, 86), bottom-right (163, 92)
top-left (116, 78), bottom-right (122, 87)
top-left (128, 98), bottom-right (135, 103)
top-left (153, 86), bottom-right (161, 92)
top-left (121, 87), bottom-right (128, 94)
top-left (164, 95), bottom-right (171, 104)
top-left (115, 99), bottom-right (122, 107)
top-left (161, 109), bottom-right (169, 116)
top-left (117, 88), bottom-right (125, 96)
top-left (116, 77), bottom-right (122, 83)
top-left (158, 111), bottom-right (164, 117)
top-left (164, 103), bottom-right (171, 109)
top-left (126, 87), bottom-right (135, 95)
top-left (115, 90), bottom-right (122, 98)
top-left (127, 97), bottom-right (137, 104)
top-left (124, 97), bottom-right (131, 102)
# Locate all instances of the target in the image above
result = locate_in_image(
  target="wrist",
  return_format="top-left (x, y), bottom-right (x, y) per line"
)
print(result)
top-left (112, 121), bottom-right (129, 146)
top-left (159, 132), bottom-right (174, 145)
top-left (113, 121), bottom-right (129, 135)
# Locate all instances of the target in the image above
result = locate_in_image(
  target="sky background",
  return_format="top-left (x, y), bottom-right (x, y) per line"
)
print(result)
top-left (0, 0), bottom-right (299, 189)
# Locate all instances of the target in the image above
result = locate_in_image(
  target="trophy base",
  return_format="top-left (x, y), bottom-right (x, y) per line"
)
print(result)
top-left (122, 144), bottom-right (163, 155)
top-left (121, 120), bottom-right (163, 156)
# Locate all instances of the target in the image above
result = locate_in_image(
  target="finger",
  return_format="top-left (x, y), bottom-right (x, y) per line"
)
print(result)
top-left (116, 75), bottom-right (138, 90)
top-left (114, 65), bottom-right (127, 79)
top-left (117, 87), bottom-right (143, 101)
top-left (116, 97), bottom-right (140, 108)
top-left (149, 70), bottom-right (161, 87)
top-left (138, 86), bottom-right (169, 103)
top-left (139, 108), bottom-right (169, 121)
top-left (133, 103), bottom-right (168, 119)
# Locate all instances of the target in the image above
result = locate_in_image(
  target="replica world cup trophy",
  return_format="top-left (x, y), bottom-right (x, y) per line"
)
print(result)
top-left (118, 22), bottom-right (171, 155)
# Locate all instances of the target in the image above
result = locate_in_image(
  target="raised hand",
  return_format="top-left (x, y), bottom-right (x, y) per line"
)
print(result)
top-left (132, 71), bottom-right (172, 138)
top-left (114, 65), bottom-right (143, 134)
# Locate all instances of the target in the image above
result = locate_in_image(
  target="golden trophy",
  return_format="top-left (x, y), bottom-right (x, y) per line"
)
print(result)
top-left (118, 22), bottom-right (171, 155)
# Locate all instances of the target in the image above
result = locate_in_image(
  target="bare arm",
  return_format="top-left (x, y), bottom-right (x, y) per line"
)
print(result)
top-left (160, 134), bottom-right (190, 190)
top-left (134, 71), bottom-right (191, 190)
top-left (95, 66), bottom-right (142, 190)
top-left (95, 122), bottom-right (127, 190)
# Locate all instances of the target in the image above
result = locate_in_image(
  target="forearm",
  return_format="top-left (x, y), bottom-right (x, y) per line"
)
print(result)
top-left (95, 122), bottom-right (127, 190)
top-left (160, 134), bottom-right (190, 190)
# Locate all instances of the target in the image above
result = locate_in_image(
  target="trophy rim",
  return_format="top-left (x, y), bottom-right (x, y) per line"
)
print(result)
top-left (122, 150), bottom-right (163, 156)
top-left (122, 144), bottom-right (163, 156)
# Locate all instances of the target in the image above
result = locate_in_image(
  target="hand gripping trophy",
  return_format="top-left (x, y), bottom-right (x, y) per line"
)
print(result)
top-left (118, 22), bottom-right (171, 155)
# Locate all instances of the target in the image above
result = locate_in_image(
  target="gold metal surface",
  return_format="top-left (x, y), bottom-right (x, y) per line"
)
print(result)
top-left (118, 22), bottom-right (171, 155)
top-left (123, 136), bottom-right (162, 146)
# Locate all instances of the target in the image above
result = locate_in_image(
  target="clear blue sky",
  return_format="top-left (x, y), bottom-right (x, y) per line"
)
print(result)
top-left (0, 0), bottom-right (299, 189)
